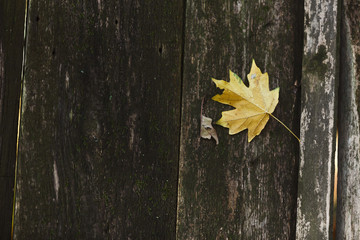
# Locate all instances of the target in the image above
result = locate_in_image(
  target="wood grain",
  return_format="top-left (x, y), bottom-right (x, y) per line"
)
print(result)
top-left (336, 0), bottom-right (360, 239)
top-left (177, 0), bottom-right (302, 238)
top-left (14, 1), bottom-right (183, 238)
top-left (296, 0), bottom-right (339, 239)
top-left (0, 0), bottom-right (26, 238)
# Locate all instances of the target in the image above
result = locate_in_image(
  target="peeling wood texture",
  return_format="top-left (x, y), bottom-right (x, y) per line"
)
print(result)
top-left (9, 0), bottom-right (360, 239)
top-left (336, 0), bottom-right (360, 239)
top-left (296, 0), bottom-right (339, 239)
top-left (177, 0), bottom-right (302, 239)
top-left (0, 0), bottom-right (26, 238)
top-left (14, 0), bottom-right (183, 239)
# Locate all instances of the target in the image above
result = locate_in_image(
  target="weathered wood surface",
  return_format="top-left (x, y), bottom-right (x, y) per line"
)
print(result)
top-left (296, 0), bottom-right (339, 239)
top-left (0, 0), bottom-right (26, 238)
top-left (336, 0), bottom-right (360, 239)
top-left (177, 0), bottom-right (302, 239)
top-left (14, 0), bottom-right (183, 239)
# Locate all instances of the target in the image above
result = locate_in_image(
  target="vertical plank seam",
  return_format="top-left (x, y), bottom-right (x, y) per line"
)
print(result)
top-left (11, 0), bottom-right (30, 238)
top-left (175, 0), bottom-right (187, 238)
top-left (334, 0), bottom-right (344, 237)
top-left (293, 1), bottom-right (305, 238)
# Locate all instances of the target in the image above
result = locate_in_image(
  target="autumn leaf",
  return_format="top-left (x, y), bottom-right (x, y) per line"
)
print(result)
top-left (212, 60), bottom-right (299, 142)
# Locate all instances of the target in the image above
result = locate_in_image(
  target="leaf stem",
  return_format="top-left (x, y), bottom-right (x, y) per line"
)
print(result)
top-left (269, 113), bottom-right (300, 142)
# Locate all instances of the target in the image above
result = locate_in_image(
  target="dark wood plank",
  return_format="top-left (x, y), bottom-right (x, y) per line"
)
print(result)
top-left (0, 0), bottom-right (26, 238)
top-left (14, 1), bottom-right (183, 238)
top-left (177, 0), bottom-right (302, 238)
top-left (336, 0), bottom-right (360, 239)
top-left (296, 0), bottom-right (339, 239)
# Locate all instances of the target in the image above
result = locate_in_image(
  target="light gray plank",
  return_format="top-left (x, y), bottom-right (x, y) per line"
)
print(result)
top-left (296, 0), bottom-right (339, 239)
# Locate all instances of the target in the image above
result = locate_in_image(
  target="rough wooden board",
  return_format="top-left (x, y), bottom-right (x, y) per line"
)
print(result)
top-left (296, 0), bottom-right (339, 239)
top-left (0, 0), bottom-right (26, 238)
top-left (14, 0), bottom-right (183, 239)
top-left (336, 0), bottom-right (360, 239)
top-left (177, 0), bottom-right (302, 239)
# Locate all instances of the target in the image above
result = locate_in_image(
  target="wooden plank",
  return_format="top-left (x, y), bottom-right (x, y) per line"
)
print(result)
top-left (177, 0), bottom-right (302, 238)
top-left (336, 0), bottom-right (360, 239)
top-left (13, 0), bottom-right (183, 238)
top-left (0, 0), bottom-right (26, 238)
top-left (296, 0), bottom-right (339, 239)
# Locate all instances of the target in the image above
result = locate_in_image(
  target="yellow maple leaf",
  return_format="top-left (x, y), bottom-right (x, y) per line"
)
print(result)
top-left (212, 60), bottom-right (298, 142)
